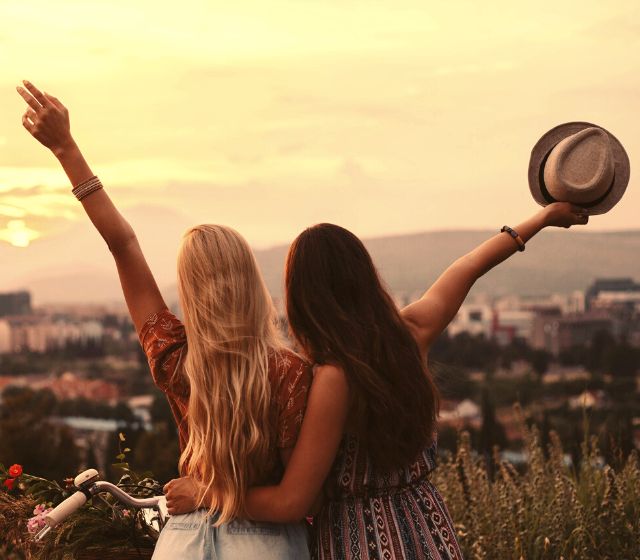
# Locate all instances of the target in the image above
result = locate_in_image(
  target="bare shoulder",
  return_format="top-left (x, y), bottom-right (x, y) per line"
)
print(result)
top-left (312, 364), bottom-right (349, 392)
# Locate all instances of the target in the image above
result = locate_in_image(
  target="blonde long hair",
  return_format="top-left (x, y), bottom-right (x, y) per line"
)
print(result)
top-left (176, 224), bottom-right (282, 524)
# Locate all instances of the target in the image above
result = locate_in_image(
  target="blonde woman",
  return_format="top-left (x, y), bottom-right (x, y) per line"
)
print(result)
top-left (17, 81), bottom-right (313, 559)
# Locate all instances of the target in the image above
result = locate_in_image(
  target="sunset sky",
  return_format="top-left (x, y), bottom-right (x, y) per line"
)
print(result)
top-left (1, 0), bottom-right (639, 254)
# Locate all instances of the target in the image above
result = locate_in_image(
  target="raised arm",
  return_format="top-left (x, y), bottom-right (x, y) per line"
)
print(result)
top-left (401, 204), bottom-right (589, 352)
top-left (16, 80), bottom-right (166, 332)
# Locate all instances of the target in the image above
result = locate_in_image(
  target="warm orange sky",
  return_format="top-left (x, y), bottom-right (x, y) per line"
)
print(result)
top-left (1, 0), bottom-right (639, 251)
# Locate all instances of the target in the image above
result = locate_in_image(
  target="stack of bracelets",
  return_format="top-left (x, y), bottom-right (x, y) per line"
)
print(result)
top-left (72, 176), bottom-right (103, 201)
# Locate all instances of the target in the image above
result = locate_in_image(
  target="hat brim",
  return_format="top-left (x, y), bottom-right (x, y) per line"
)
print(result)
top-left (528, 122), bottom-right (630, 215)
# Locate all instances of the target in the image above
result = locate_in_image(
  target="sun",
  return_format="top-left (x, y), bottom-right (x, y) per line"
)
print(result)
top-left (0, 220), bottom-right (40, 248)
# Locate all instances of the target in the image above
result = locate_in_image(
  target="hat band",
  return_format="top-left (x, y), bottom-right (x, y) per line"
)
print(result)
top-left (538, 145), bottom-right (615, 208)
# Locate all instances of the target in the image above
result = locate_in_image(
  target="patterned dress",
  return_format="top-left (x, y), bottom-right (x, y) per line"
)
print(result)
top-left (138, 308), bottom-right (313, 478)
top-left (312, 434), bottom-right (463, 560)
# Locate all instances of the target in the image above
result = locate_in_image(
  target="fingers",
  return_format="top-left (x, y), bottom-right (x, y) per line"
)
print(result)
top-left (21, 112), bottom-right (34, 133)
top-left (24, 108), bottom-right (38, 125)
top-left (22, 80), bottom-right (51, 109)
top-left (165, 499), bottom-right (180, 516)
top-left (16, 85), bottom-right (44, 112)
top-left (44, 92), bottom-right (65, 111)
top-left (163, 480), bottom-right (173, 494)
top-left (573, 206), bottom-right (589, 225)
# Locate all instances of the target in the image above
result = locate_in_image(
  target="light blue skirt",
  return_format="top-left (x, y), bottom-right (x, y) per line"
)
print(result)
top-left (152, 510), bottom-right (310, 560)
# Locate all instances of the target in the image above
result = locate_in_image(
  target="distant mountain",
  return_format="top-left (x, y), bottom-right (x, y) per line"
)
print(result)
top-left (345, 229), bottom-right (640, 298)
top-left (173, 229), bottom-right (640, 305)
top-left (3, 225), bottom-right (640, 305)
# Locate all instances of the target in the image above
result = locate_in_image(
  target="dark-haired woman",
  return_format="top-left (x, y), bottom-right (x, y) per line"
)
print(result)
top-left (168, 204), bottom-right (588, 559)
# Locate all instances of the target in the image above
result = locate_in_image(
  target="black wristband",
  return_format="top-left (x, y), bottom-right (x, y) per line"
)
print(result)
top-left (501, 225), bottom-right (525, 252)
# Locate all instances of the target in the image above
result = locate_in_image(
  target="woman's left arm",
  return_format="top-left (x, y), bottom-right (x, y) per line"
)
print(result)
top-left (16, 80), bottom-right (166, 332)
top-left (401, 203), bottom-right (588, 352)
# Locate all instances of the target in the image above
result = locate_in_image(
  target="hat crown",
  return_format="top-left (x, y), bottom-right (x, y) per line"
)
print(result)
top-left (543, 127), bottom-right (615, 205)
top-left (529, 121), bottom-right (630, 215)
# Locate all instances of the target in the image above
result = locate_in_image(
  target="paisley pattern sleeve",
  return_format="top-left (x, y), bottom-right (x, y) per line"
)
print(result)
top-left (275, 352), bottom-right (313, 449)
top-left (138, 308), bottom-right (189, 399)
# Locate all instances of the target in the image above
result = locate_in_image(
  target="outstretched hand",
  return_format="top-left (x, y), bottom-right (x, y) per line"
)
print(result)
top-left (542, 202), bottom-right (590, 229)
top-left (16, 80), bottom-right (74, 156)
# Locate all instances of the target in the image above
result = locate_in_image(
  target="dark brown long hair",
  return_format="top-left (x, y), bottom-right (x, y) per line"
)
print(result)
top-left (285, 223), bottom-right (439, 470)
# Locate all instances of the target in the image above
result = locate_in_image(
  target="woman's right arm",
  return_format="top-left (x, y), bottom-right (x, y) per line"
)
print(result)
top-left (242, 364), bottom-right (349, 522)
top-left (401, 203), bottom-right (588, 353)
top-left (164, 364), bottom-right (349, 520)
top-left (16, 81), bottom-right (166, 331)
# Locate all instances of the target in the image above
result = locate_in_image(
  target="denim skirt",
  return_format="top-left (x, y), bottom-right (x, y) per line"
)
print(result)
top-left (152, 510), bottom-right (310, 560)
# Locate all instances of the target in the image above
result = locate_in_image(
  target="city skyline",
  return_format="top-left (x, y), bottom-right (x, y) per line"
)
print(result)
top-left (1, 0), bottom-right (639, 256)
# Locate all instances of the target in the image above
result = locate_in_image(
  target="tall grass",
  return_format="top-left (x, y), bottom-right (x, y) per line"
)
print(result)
top-left (1, 413), bottom-right (639, 559)
top-left (433, 413), bottom-right (640, 559)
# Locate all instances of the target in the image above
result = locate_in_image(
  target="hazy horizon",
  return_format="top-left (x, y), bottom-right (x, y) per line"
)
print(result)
top-left (2, 225), bottom-right (640, 306)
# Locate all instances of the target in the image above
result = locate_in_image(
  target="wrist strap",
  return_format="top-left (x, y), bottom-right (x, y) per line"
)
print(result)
top-left (501, 225), bottom-right (525, 252)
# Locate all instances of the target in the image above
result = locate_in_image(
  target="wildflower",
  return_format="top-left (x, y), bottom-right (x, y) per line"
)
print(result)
top-left (27, 504), bottom-right (53, 534)
top-left (3, 478), bottom-right (15, 490)
top-left (27, 516), bottom-right (42, 534)
top-left (8, 464), bottom-right (22, 478)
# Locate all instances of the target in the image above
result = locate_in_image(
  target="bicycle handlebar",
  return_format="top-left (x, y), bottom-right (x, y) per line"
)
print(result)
top-left (45, 491), bottom-right (89, 528)
top-left (35, 469), bottom-right (167, 542)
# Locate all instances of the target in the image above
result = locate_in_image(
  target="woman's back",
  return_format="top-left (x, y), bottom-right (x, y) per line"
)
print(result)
top-left (139, 308), bottom-right (313, 483)
top-left (141, 308), bottom-right (315, 559)
top-left (313, 431), bottom-right (462, 560)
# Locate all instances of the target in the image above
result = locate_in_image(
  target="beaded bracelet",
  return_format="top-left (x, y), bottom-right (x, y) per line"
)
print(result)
top-left (501, 225), bottom-right (525, 252)
top-left (72, 176), bottom-right (103, 201)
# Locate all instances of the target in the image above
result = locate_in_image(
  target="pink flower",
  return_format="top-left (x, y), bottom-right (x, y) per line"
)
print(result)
top-left (27, 516), bottom-right (43, 534)
top-left (26, 505), bottom-right (53, 534)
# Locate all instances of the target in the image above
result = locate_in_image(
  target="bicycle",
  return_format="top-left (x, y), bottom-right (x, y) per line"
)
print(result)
top-left (34, 468), bottom-right (168, 542)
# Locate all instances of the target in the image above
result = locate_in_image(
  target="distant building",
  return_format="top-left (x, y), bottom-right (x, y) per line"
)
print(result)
top-left (439, 399), bottom-right (482, 429)
top-left (493, 309), bottom-right (536, 345)
top-left (127, 394), bottom-right (155, 425)
top-left (0, 291), bottom-right (31, 317)
top-left (568, 390), bottom-right (608, 410)
top-left (585, 278), bottom-right (640, 310)
top-left (448, 304), bottom-right (493, 338)
top-left (584, 278), bottom-right (640, 344)
top-left (46, 371), bottom-right (120, 402)
top-left (0, 320), bottom-right (10, 353)
top-left (0, 316), bottom-right (103, 354)
top-left (531, 311), bottom-right (613, 356)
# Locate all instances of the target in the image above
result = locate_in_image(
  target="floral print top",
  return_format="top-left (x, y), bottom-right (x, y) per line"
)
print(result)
top-left (138, 308), bottom-right (313, 475)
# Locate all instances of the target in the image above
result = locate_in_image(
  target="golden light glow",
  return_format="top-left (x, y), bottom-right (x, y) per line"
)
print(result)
top-left (0, 0), bottom-right (638, 252)
top-left (0, 220), bottom-right (40, 248)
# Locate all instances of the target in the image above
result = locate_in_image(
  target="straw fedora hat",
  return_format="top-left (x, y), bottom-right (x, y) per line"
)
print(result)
top-left (528, 122), bottom-right (630, 215)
